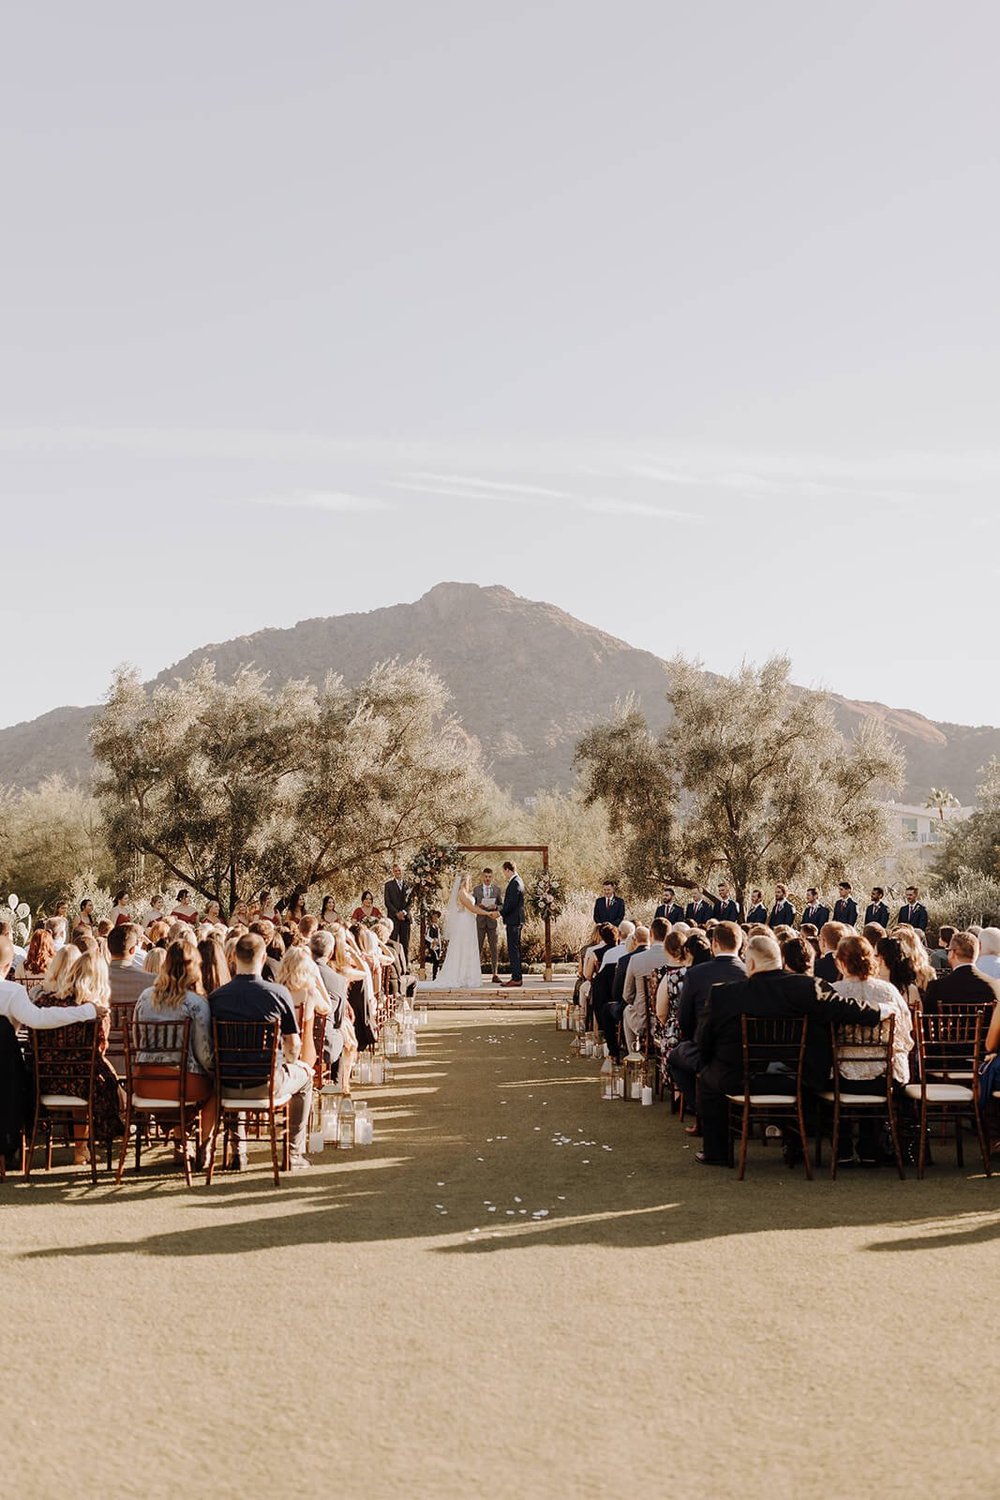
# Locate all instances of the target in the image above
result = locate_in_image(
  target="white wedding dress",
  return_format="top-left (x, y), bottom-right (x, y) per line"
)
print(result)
top-left (423, 876), bottom-right (483, 989)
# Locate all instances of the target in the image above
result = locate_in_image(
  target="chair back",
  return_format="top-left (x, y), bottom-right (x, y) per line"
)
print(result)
top-left (916, 1005), bottom-right (979, 1081)
top-left (831, 1016), bottom-right (895, 1089)
top-left (32, 1018), bottom-right (99, 1102)
top-left (641, 971), bottom-right (661, 1060)
top-left (212, 1018), bottom-right (280, 1097)
top-left (106, 1001), bottom-right (136, 1076)
top-left (124, 1017), bottom-right (192, 1105)
top-left (740, 1014), bottom-right (808, 1092)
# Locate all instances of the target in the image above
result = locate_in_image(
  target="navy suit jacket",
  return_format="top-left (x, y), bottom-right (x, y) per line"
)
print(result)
top-left (768, 900), bottom-right (795, 928)
top-left (833, 898), bottom-right (858, 926)
top-left (897, 902), bottom-right (928, 931)
top-left (502, 877), bottom-right (525, 927)
top-left (864, 902), bottom-right (889, 928)
top-left (800, 903), bottom-right (830, 930)
top-left (655, 902), bottom-right (685, 924)
top-left (690, 899), bottom-right (715, 926)
top-left (713, 899), bottom-right (741, 923)
top-left (677, 953), bottom-right (746, 1041)
top-left (593, 895), bottom-right (625, 927)
top-left (746, 904), bottom-right (768, 925)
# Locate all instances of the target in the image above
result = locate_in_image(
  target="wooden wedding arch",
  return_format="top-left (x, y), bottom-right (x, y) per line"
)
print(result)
top-left (419, 844), bottom-right (553, 981)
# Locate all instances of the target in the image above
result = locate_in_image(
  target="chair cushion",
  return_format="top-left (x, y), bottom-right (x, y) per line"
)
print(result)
top-left (817, 1091), bottom-right (886, 1105)
top-left (40, 1094), bottom-right (89, 1108)
top-left (903, 1083), bottom-right (972, 1102)
top-left (726, 1093), bottom-right (799, 1105)
top-left (221, 1093), bottom-right (292, 1111)
top-left (132, 1096), bottom-right (183, 1111)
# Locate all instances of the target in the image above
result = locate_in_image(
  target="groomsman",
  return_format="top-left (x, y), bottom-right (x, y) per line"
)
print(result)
top-left (768, 884), bottom-right (795, 928)
top-left (593, 881), bottom-right (625, 928)
top-left (688, 891), bottom-right (715, 926)
top-left (898, 886), bottom-right (929, 931)
top-left (864, 887), bottom-right (890, 928)
top-left (655, 888), bottom-right (685, 924)
top-left (833, 881), bottom-right (858, 927)
top-left (384, 864), bottom-right (414, 957)
top-left (746, 889), bottom-right (768, 924)
top-left (800, 887), bottom-right (830, 930)
top-left (711, 881), bottom-right (741, 923)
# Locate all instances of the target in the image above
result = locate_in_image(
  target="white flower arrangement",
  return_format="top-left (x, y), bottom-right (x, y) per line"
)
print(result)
top-left (528, 872), bottom-right (564, 922)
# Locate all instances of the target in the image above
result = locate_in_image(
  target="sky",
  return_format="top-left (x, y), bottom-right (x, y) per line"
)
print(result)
top-left (2, 0), bottom-right (999, 729)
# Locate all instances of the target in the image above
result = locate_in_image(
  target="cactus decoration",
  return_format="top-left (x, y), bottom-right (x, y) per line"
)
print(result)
top-left (0, 893), bottom-right (32, 947)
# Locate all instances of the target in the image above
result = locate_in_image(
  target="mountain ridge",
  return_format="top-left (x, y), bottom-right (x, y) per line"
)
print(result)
top-left (0, 581), bottom-right (994, 803)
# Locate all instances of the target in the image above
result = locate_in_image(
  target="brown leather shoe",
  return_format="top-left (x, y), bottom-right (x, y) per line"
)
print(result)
top-left (491, 975), bottom-right (503, 984)
top-left (504, 979), bottom-right (523, 988)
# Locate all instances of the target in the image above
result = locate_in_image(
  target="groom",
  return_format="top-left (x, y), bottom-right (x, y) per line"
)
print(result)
top-left (501, 860), bottom-right (525, 989)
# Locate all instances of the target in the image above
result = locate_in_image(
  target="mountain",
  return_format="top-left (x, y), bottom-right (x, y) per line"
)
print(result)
top-left (0, 581), bottom-right (995, 804)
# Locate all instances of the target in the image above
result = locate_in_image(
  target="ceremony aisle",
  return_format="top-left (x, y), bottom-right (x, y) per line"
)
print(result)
top-left (0, 1013), bottom-right (996, 1499)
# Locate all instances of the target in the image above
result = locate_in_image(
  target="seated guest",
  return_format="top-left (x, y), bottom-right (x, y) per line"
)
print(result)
top-left (135, 939), bottom-right (217, 1142)
top-left (600, 926), bottom-right (649, 1061)
top-left (593, 881), bottom-right (625, 928)
top-left (862, 922), bottom-right (887, 947)
top-left (143, 947), bottom-right (166, 979)
top-left (976, 927), bottom-right (1000, 980)
top-left (0, 937), bottom-right (97, 1029)
top-left (864, 888), bottom-right (890, 929)
top-left (892, 926), bottom-right (935, 1004)
top-left (310, 930), bottom-right (348, 1080)
top-left (376, 917), bottom-right (417, 1002)
top-left (351, 890), bottom-right (383, 923)
top-left (197, 934), bottom-right (230, 995)
top-left (327, 929), bottom-right (363, 1089)
top-left (875, 935), bottom-right (922, 1014)
top-left (589, 922), bottom-right (633, 1039)
top-left (745, 890), bottom-right (768, 925)
top-left (781, 936), bottom-right (815, 975)
top-left (14, 927), bottom-right (55, 983)
top-left (897, 887), bottom-right (929, 931)
top-left (654, 930), bottom-right (689, 1064)
top-left (832, 934), bottom-right (914, 1163)
top-left (929, 925), bottom-right (954, 974)
top-left (107, 923), bottom-right (151, 1007)
top-left (209, 932), bottom-right (313, 1172)
top-left (923, 930), bottom-right (1000, 1014)
top-left (580, 923), bottom-right (617, 1027)
top-left (693, 935), bottom-right (883, 1166)
top-left (45, 916), bottom-right (69, 952)
top-left (622, 917), bottom-right (669, 1052)
top-left (815, 921), bottom-right (851, 983)
top-left (36, 950), bottom-right (125, 1160)
top-left (800, 888), bottom-right (830, 931)
top-left (669, 923), bottom-right (745, 1119)
top-left (276, 944), bottom-right (331, 1069)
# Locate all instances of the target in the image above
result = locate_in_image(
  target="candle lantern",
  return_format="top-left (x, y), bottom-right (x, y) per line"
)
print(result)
top-left (401, 1019), bottom-right (418, 1058)
top-left (419, 1004), bottom-right (428, 1027)
top-left (583, 1035), bottom-right (595, 1058)
top-left (555, 1002), bottom-right (568, 1031)
top-left (321, 1085), bottom-right (342, 1143)
top-left (371, 1054), bottom-right (385, 1086)
top-left (338, 1093), bottom-right (357, 1149)
top-left (599, 1055), bottom-right (613, 1100)
top-left (624, 1052), bottom-right (646, 1101)
top-left (383, 1020), bottom-right (401, 1057)
top-left (355, 1101), bottom-right (374, 1145)
top-left (569, 1033), bottom-right (582, 1058)
top-left (308, 1091), bottom-right (325, 1155)
top-left (357, 1053), bottom-right (373, 1086)
top-left (611, 1061), bottom-right (625, 1099)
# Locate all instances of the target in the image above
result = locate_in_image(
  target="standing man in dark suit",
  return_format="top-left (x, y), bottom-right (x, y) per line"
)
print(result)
top-left (689, 891), bottom-right (715, 926)
top-left (745, 889), bottom-right (768, 925)
top-left (711, 882), bottom-right (741, 924)
top-left (833, 882), bottom-right (858, 928)
top-left (502, 861), bottom-right (526, 989)
top-left (800, 888), bottom-right (830, 931)
top-left (655, 888), bottom-right (685, 924)
top-left (898, 886), bottom-right (929, 931)
top-left (864, 887), bottom-right (890, 929)
top-left (693, 934), bottom-right (883, 1165)
top-left (768, 884), bottom-right (795, 928)
top-left (384, 864), bottom-right (414, 958)
top-left (922, 930), bottom-right (1000, 1014)
top-left (593, 880), bottom-right (625, 929)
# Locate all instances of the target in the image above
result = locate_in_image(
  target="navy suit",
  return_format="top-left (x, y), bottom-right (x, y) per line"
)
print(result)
top-left (897, 902), bottom-right (928, 931)
top-left (713, 899), bottom-right (742, 923)
top-left (503, 875), bottom-right (526, 981)
top-left (600, 947), bottom-right (647, 1060)
top-left (668, 953), bottom-right (746, 1111)
top-left (593, 895), bottom-right (625, 928)
top-left (690, 899), bottom-right (714, 926)
top-left (746, 904), bottom-right (768, 925)
top-left (833, 898), bottom-right (858, 927)
top-left (864, 902), bottom-right (889, 929)
top-left (655, 902), bottom-right (685, 924)
top-left (768, 900), bottom-right (795, 928)
top-left (800, 903), bottom-right (830, 930)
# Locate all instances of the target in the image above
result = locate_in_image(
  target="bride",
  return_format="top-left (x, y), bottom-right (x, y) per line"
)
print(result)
top-left (422, 871), bottom-right (493, 989)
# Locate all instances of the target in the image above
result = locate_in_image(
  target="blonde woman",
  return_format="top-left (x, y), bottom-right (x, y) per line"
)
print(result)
top-left (36, 950), bottom-right (124, 1159)
top-left (276, 944), bottom-right (331, 1069)
top-left (330, 930), bottom-right (362, 1091)
top-left (143, 947), bottom-right (166, 979)
top-left (35, 943), bottom-right (83, 1003)
top-left (134, 939), bottom-right (216, 1138)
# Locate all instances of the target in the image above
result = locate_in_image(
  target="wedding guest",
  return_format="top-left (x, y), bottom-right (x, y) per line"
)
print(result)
top-left (864, 888), bottom-right (890, 928)
top-left (833, 881), bottom-right (859, 927)
top-left (781, 936), bottom-right (815, 975)
top-left (897, 886), bottom-right (929, 931)
top-left (930, 925), bottom-right (955, 974)
top-left (107, 924), bottom-right (151, 1006)
top-left (875, 935), bottom-right (922, 1014)
top-left (134, 939), bottom-right (217, 1142)
top-left (923, 931), bottom-right (1000, 1015)
top-left (976, 928), bottom-right (1000, 980)
top-left (208, 932), bottom-right (312, 1172)
top-left (198, 934), bottom-right (230, 995)
top-left (832, 934), bottom-right (914, 1163)
top-left (863, 922), bottom-right (887, 947)
top-left (351, 890), bottom-right (382, 922)
top-left (593, 881), bottom-right (625, 928)
top-left (669, 924), bottom-right (744, 1118)
top-left (45, 916), bottom-right (69, 951)
top-left (0, 938), bottom-right (96, 1029)
top-left (654, 930), bottom-right (689, 1064)
top-left (143, 946), bottom-right (166, 979)
top-left (36, 950), bottom-right (125, 1159)
top-left (892, 926), bottom-right (935, 1001)
top-left (309, 929), bottom-right (349, 1081)
top-left (276, 944), bottom-right (331, 1069)
top-left (328, 929), bottom-right (364, 1089)
top-left (622, 917), bottom-right (669, 1051)
top-left (600, 927), bottom-right (648, 1061)
top-left (816, 921), bottom-right (851, 983)
top-left (14, 928), bottom-right (55, 983)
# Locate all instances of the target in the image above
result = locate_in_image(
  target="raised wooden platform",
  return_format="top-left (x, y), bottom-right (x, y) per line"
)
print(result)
top-left (415, 977), bottom-right (574, 1010)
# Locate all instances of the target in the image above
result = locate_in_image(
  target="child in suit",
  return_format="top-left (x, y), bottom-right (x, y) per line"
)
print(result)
top-left (426, 910), bottom-right (444, 979)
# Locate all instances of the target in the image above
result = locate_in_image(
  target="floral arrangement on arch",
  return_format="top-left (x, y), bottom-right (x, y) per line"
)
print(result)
top-left (408, 843), bottom-right (461, 909)
top-left (528, 871), bottom-right (563, 922)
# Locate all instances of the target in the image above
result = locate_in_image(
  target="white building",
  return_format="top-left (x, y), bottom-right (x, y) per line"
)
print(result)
top-left (880, 799), bottom-right (973, 869)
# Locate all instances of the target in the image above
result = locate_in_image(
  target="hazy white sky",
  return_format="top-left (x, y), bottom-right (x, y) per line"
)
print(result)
top-left (3, 1), bottom-right (999, 729)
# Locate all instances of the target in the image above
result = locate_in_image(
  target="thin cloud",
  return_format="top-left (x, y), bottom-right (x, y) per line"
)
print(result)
top-left (405, 472), bottom-right (576, 501)
top-left (245, 490), bottom-right (393, 514)
top-left (582, 498), bottom-right (705, 521)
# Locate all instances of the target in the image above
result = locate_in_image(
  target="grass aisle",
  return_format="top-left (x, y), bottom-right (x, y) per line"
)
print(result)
top-left (2, 1012), bottom-right (998, 1498)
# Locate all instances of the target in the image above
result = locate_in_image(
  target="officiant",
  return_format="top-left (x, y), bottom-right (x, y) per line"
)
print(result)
top-left (473, 867), bottom-right (502, 983)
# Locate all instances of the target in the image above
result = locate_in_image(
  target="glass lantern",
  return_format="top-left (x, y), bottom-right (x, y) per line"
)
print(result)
top-left (612, 1062), bottom-right (625, 1099)
top-left (569, 1033), bottom-right (582, 1058)
top-left (338, 1094), bottom-right (357, 1149)
top-left (357, 1053), bottom-right (372, 1086)
top-left (321, 1085), bottom-right (342, 1143)
top-left (371, 1054), bottom-right (385, 1086)
top-left (624, 1052), bottom-right (646, 1101)
top-left (308, 1090), bottom-right (325, 1155)
top-left (383, 1021), bottom-right (400, 1057)
top-left (401, 1020), bottom-right (418, 1058)
top-left (355, 1101), bottom-right (374, 1145)
top-left (555, 1002), bottom-right (568, 1031)
top-left (599, 1055), bottom-right (613, 1100)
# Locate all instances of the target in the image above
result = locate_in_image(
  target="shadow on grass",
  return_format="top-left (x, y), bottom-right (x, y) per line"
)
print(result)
top-left (8, 1017), bottom-right (1000, 1261)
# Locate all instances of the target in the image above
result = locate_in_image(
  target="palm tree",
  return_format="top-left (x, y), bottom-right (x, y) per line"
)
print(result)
top-left (925, 787), bottom-right (960, 822)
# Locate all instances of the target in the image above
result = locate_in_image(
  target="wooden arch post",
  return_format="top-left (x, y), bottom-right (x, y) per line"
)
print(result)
top-left (456, 844), bottom-right (553, 982)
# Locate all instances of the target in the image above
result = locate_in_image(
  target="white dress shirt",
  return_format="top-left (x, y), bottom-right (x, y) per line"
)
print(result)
top-left (0, 979), bottom-right (97, 1029)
